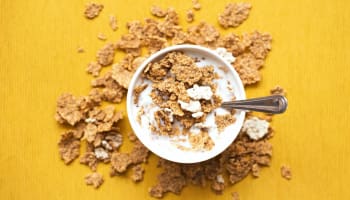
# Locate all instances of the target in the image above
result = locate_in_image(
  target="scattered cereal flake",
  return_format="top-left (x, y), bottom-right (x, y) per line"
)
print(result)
top-left (270, 85), bottom-right (287, 96)
top-left (97, 33), bottom-right (107, 41)
top-left (77, 46), bottom-right (85, 53)
top-left (84, 3), bottom-right (104, 19)
top-left (131, 164), bottom-right (144, 182)
top-left (110, 152), bottom-right (132, 175)
top-left (281, 165), bottom-right (292, 180)
top-left (116, 33), bottom-right (141, 49)
top-left (149, 161), bottom-right (186, 198)
top-left (130, 140), bottom-right (150, 164)
top-left (58, 130), bottom-right (80, 164)
top-left (150, 6), bottom-right (167, 17)
top-left (187, 22), bottom-right (220, 46)
top-left (172, 31), bottom-right (189, 45)
top-left (111, 64), bottom-right (133, 89)
top-left (133, 84), bottom-right (147, 104)
top-left (192, 0), bottom-right (201, 10)
top-left (86, 62), bottom-right (102, 77)
top-left (96, 43), bottom-right (116, 66)
top-left (91, 72), bottom-right (126, 103)
top-left (232, 192), bottom-right (240, 200)
top-left (215, 114), bottom-right (236, 132)
top-left (55, 93), bottom-right (84, 126)
top-left (146, 36), bottom-right (168, 54)
top-left (80, 151), bottom-right (98, 171)
top-left (218, 2), bottom-right (251, 28)
top-left (248, 31), bottom-right (272, 60)
top-left (186, 9), bottom-right (194, 23)
top-left (158, 8), bottom-right (181, 37)
top-left (127, 20), bottom-right (144, 38)
top-left (109, 15), bottom-right (118, 31)
top-left (242, 117), bottom-right (269, 140)
top-left (85, 172), bottom-right (104, 188)
top-left (233, 53), bottom-right (263, 85)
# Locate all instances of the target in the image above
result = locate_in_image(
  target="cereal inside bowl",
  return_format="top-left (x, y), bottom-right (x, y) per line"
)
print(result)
top-left (127, 45), bottom-right (245, 163)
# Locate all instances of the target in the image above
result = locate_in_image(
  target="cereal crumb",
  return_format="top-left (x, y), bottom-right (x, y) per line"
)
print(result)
top-left (232, 192), bottom-right (240, 200)
top-left (281, 165), bottom-right (292, 180)
top-left (85, 172), bottom-right (104, 188)
top-left (128, 132), bottom-right (137, 142)
top-left (270, 85), bottom-right (287, 96)
top-left (96, 43), bottom-right (116, 66)
top-left (77, 46), bottom-right (84, 53)
top-left (109, 15), bottom-right (118, 31)
top-left (58, 130), bottom-right (80, 164)
top-left (215, 114), bottom-right (236, 132)
top-left (192, 0), bottom-right (201, 10)
top-left (131, 164), bottom-right (145, 182)
top-left (150, 6), bottom-right (167, 17)
top-left (186, 9), bottom-right (194, 23)
top-left (97, 33), bottom-right (107, 41)
top-left (86, 62), bottom-right (102, 77)
top-left (252, 163), bottom-right (260, 177)
top-left (242, 117), bottom-right (269, 140)
top-left (218, 2), bottom-right (251, 28)
top-left (84, 3), bottom-right (104, 19)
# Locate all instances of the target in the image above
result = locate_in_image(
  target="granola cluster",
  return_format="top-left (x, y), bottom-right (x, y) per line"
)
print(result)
top-left (56, 1), bottom-right (287, 198)
top-left (84, 3), bottom-right (104, 19)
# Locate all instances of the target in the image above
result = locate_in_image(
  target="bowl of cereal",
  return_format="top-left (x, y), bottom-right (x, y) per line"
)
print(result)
top-left (127, 45), bottom-right (246, 163)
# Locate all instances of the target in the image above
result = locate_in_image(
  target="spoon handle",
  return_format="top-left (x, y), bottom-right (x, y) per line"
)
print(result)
top-left (222, 95), bottom-right (288, 114)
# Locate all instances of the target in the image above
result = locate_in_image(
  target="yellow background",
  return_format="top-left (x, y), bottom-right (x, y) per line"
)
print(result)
top-left (1, 0), bottom-right (350, 199)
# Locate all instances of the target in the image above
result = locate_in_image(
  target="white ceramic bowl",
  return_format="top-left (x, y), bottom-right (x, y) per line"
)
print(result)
top-left (127, 45), bottom-right (246, 163)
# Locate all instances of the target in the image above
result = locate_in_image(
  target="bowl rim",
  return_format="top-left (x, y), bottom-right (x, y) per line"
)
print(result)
top-left (126, 44), bottom-right (246, 163)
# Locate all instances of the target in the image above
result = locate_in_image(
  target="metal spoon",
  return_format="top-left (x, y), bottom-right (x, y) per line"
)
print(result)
top-left (221, 95), bottom-right (288, 114)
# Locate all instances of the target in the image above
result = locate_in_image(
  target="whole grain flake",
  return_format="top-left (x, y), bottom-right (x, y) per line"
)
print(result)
top-left (84, 3), bottom-right (104, 19)
top-left (86, 62), bottom-right (102, 77)
top-left (218, 2), bottom-right (251, 28)
top-left (85, 172), bottom-right (104, 188)
top-left (150, 6), bottom-right (167, 17)
top-left (96, 43), bottom-right (116, 66)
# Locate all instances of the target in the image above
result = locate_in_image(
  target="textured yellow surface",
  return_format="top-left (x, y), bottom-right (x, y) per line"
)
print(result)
top-left (1, 0), bottom-right (350, 199)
